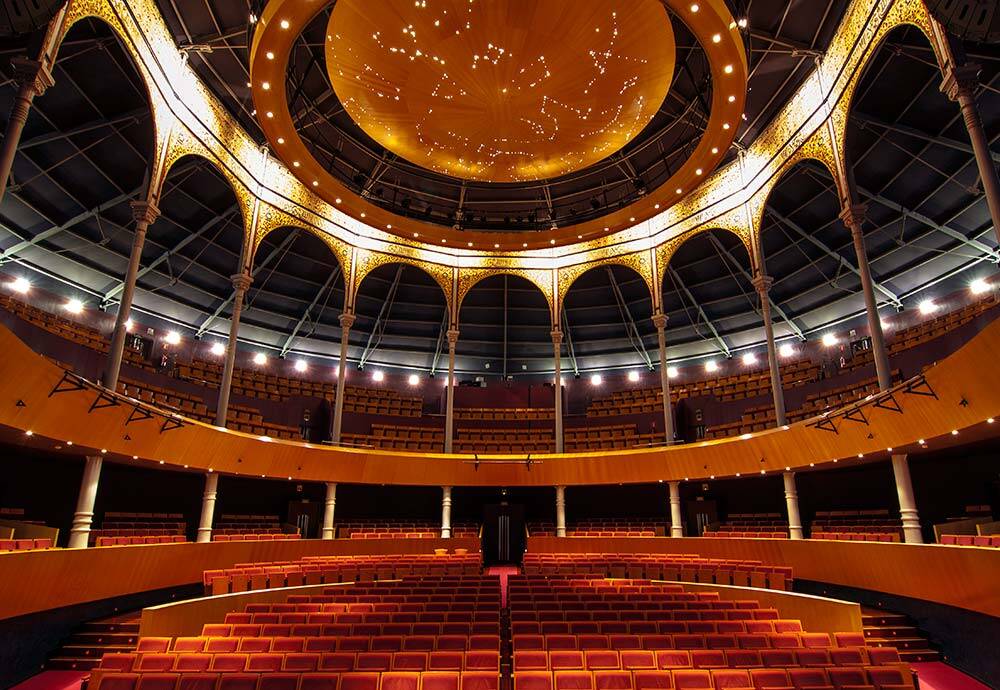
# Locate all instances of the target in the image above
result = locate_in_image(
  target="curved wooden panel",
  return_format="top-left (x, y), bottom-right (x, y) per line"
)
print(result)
top-left (527, 537), bottom-right (1000, 618)
top-left (0, 538), bottom-right (478, 621)
top-left (2, 319), bottom-right (999, 486)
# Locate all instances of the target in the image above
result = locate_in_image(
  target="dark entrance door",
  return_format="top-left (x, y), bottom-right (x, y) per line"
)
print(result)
top-left (482, 502), bottom-right (525, 566)
top-left (288, 500), bottom-right (322, 538)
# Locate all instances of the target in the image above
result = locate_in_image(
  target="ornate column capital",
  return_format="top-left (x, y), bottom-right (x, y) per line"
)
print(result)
top-left (839, 203), bottom-right (867, 232)
top-left (339, 312), bottom-right (356, 329)
top-left (11, 56), bottom-right (54, 96)
top-left (230, 272), bottom-right (253, 292)
top-left (130, 200), bottom-right (160, 227)
top-left (751, 274), bottom-right (774, 294)
top-left (446, 328), bottom-right (460, 346)
top-left (651, 312), bottom-right (668, 330)
top-left (550, 328), bottom-right (563, 345)
top-left (940, 63), bottom-right (981, 103)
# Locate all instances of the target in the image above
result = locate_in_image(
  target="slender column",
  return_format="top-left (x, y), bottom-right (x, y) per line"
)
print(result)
top-left (441, 486), bottom-right (453, 538)
top-left (196, 472), bottom-right (219, 543)
top-left (444, 328), bottom-right (459, 453)
top-left (942, 64), bottom-right (1000, 245)
top-left (321, 482), bottom-right (337, 540)
top-left (214, 273), bottom-right (252, 426)
top-left (782, 472), bottom-right (804, 540)
top-left (551, 329), bottom-right (564, 453)
top-left (668, 481), bottom-right (683, 537)
top-left (752, 275), bottom-right (787, 427)
top-left (651, 313), bottom-right (675, 444)
top-left (104, 201), bottom-right (160, 391)
top-left (555, 486), bottom-right (567, 537)
top-left (0, 57), bottom-right (54, 206)
top-left (840, 205), bottom-right (892, 392)
top-left (891, 454), bottom-right (923, 544)
top-left (331, 312), bottom-right (355, 444)
top-left (67, 455), bottom-right (103, 549)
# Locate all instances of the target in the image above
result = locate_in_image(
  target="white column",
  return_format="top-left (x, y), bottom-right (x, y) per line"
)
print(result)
top-left (783, 471), bottom-right (804, 540)
top-left (67, 455), bottom-right (103, 549)
top-left (196, 472), bottom-right (219, 543)
top-left (668, 481), bottom-right (683, 537)
top-left (942, 64), bottom-right (1000, 245)
top-left (215, 272), bottom-right (252, 427)
top-left (651, 313), bottom-right (675, 444)
top-left (840, 205), bottom-right (892, 392)
top-left (321, 482), bottom-right (337, 540)
top-left (551, 329), bottom-right (564, 453)
top-left (331, 312), bottom-right (355, 444)
top-left (441, 486), bottom-right (453, 538)
top-left (444, 328), bottom-right (459, 453)
top-left (555, 485), bottom-right (567, 537)
top-left (891, 454), bottom-right (923, 544)
top-left (753, 275), bottom-right (787, 427)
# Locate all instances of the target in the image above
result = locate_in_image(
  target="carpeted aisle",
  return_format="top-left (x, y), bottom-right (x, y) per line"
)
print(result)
top-left (9, 671), bottom-right (87, 690)
top-left (911, 663), bottom-right (992, 690)
top-left (485, 564), bottom-right (519, 607)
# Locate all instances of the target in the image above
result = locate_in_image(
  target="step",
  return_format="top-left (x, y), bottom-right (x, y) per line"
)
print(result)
top-left (862, 613), bottom-right (909, 626)
top-left (46, 657), bottom-right (102, 671)
top-left (865, 637), bottom-right (932, 650)
top-left (81, 621), bottom-right (140, 634)
top-left (899, 649), bottom-right (942, 662)
top-left (69, 631), bottom-right (139, 646)
top-left (59, 644), bottom-right (135, 658)
top-left (864, 625), bottom-right (919, 638)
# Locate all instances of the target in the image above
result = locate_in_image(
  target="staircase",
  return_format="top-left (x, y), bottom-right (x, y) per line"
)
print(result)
top-left (46, 616), bottom-right (140, 671)
top-left (862, 607), bottom-right (941, 662)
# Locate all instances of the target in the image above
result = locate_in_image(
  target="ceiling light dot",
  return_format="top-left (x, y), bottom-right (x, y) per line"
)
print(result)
top-left (712, 33), bottom-right (721, 43)
top-left (280, 19), bottom-right (290, 29)
top-left (276, 137), bottom-right (285, 144)
top-left (266, 51), bottom-right (275, 60)
top-left (690, 3), bottom-right (699, 11)
top-left (261, 82), bottom-right (270, 90)
top-left (723, 123), bottom-right (731, 130)
top-left (728, 95), bottom-right (736, 103)
top-left (724, 64), bottom-right (734, 74)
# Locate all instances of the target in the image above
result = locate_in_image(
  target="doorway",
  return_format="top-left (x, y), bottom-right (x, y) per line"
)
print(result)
top-left (481, 502), bottom-right (526, 567)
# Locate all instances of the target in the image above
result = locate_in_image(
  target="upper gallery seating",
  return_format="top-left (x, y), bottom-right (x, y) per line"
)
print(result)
top-left (888, 298), bottom-right (993, 355)
top-left (338, 521), bottom-right (479, 539)
top-left (213, 534), bottom-right (302, 543)
top-left (587, 359), bottom-right (820, 418)
top-left (509, 577), bottom-right (913, 690)
top-left (202, 553), bottom-right (483, 595)
top-left (529, 520), bottom-right (667, 537)
top-left (521, 554), bottom-right (792, 591)
top-left (178, 359), bottom-right (424, 416)
top-left (0, 538), bottom-right (55, 552)
top-left (939, 534), bottom-right (1000, 547)
top-left (91, 512), bottom-right (188, 547)
top-left (703, 514), bottom-right (790, 539)
top-left (91, 575), bottom-right (502, 690)
top-left (213, 515), bottom-right (298, 540)
top-left (343, 424), bottom-right (645, 454)
top-left (455, 408), bottom-right (553, 421)
top-left (705, 373), bottom-right (895, 440)
top-left (809, 511), bottom-right (903, 542)
top-left (0, 506), bottom-right (46, 525)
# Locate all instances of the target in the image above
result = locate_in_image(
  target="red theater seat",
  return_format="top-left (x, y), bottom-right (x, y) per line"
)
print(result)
top-left (554, 671), bottom-right (595, 690)
top-left (711, 670), bottom-right (754, 690)
top-left (174, 654), bottom-right (212, 672)
top-left (749, 669), bottom-right (793, 689)
top-left (300, 674), bottom-right (341, 690)
top-left (788, 669), bottom-right (834, 690)
top-left (421, 672), bottom-right (461, 690)
top-left (515, 671), bottom-right (553, 690)
top-left (632, 671), bottom-right (674, 690)
top-left (217, 674), bottom-right (259, 690)
top-left (258, 674), bottom-right (299, 690)
top-left (460, 671), bottom-right (499, 690)
top-left (176, 673), bottom-right (218, 690)
top-left (672, 670), bottom-right (712, 689)
top-left (340, 673), bottom-right (380, 690)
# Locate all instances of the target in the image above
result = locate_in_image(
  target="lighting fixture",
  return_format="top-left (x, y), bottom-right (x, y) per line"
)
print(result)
top-left (164, 331), bottom-right (181, 345)
top-left (10, 277), bottom-right (30, 293)
top-left (210, 342), bottom-right (226, 356)
top-left (705, 360), bottom-right (718, 373)
top-left (628, 371), bottom-right (640, 382)
top-left (408, 374), bottom-right (420, 386)
top-left (970, 278), bottom-right (990, 295)
top-left (667, 366), bottom-right (679, 378)
top-left (778, 343), bottom-right (794, 358)
top-left (294, 360), bottom-right (308, 373)
top-left (64, 298), bottom-right (84, 314)
top-left (918, 299), bottom-right (938, 315)
top-left (741, 352), bottom-right (757, 366)
top-left (372, 370), bottom-right (385, 382)
top-left (253, 352), bottom-right (267, 365)
top-left (590, 374), bottom-right (603, 386)
top-left (821, 333), bottom-right (838, 347)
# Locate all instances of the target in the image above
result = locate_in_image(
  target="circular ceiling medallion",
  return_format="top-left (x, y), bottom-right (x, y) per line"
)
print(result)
top-left (324, 0), bottom-right (675, 182)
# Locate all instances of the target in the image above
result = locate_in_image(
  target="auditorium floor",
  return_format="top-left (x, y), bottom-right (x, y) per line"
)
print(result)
top-left (911, 662), bottom-right (991, 690)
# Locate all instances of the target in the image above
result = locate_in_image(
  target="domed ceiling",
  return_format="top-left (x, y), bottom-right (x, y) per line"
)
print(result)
top-left (0, 3), bottom-right (997, 378)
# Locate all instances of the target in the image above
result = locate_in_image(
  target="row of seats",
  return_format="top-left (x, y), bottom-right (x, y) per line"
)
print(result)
top-left (587, 360), bottom-right (820, 418)
top-left (810, 533), bottom-right (901, 543)
top-left (938, 534), bottom-right (1000, 547)
top-left (213, 534), bottom-right (302, 542)
top-left (454, 408), bottom-right (553, 421)
top-left (102, 650), bottom-right (500, 673)
top-left (521, 555), bottom-right (792, 591)
top-left (512, 666), bottom-right (911, 690)
top-left (203, 555), bottom-right (482, 594)
top-left (511, 646), bottom-right (902, 669)
top-left (94, 670), bottom-right (497, 690)
top-left (96, 535), bottom-right (188, 546)
top-left (0, 537), bottom-right (54, 551)
top-left (887, 297), bottom-right (993, 355)
top-left (702, 533), bottom-right (789, 540)
top-left (344, 424), bottom-right (643, 454)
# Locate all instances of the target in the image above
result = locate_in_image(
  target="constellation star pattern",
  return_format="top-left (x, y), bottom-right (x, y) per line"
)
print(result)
top-left (325, 0), bottom-right (675, 182)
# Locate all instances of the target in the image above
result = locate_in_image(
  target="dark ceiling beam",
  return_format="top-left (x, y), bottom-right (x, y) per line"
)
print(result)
top-left (19, 109), bottom-right (148, 150)
top-left (707, 233), bottom-right (806, 340)
top-left (99, 205), bottom-right (240, 307)
top-left (279, 267), bottom-right (341, 358)
top-left (196, 229), bottom-right (299, 337)
top-left (748, 29), bottom-right (823, 58)
top-left (666, 266), bottom-right (731, 357)
top-left (850, 112), bottom-right (1000, 164)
